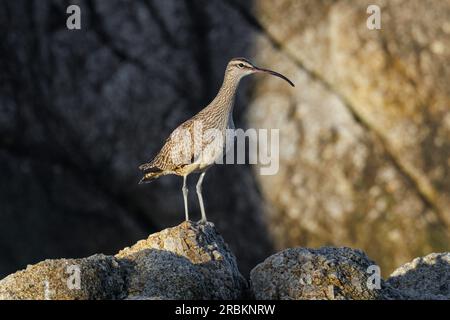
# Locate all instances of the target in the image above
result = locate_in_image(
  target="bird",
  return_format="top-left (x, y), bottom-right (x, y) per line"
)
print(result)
top-left (139, 57), bottom-right (294, 223)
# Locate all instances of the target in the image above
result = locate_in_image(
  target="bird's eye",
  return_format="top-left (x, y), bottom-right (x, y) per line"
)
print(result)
top-left (238, 63), bottom-right (244, 68)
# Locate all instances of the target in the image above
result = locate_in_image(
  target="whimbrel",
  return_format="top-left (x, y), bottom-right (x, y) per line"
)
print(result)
top-left (139, 58), bottom-right (294, 222)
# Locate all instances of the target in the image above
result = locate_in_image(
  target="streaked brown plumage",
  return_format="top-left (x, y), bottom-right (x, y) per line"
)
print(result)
top-left (139, 57), bottom-right (294, 222)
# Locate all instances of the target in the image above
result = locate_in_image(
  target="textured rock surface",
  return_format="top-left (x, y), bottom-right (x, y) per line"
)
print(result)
top-left (0, 254), bottom-right (127, 300)
top-left (250, 247), bottom-right (404, 300)
top-left (0, 221), bottom-right (246, 300)
top-left (116, 221), bottom-right (247, 300)
top-left (243, 0), bottom-right (450, 275)
top-left (387, 252), bottom-right (450, 300)
top-left (1, 223), bottom-right (448, 300)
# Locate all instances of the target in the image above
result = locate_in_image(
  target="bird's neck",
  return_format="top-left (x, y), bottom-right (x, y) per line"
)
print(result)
top-left (211, 74), bottom-right (241, 114)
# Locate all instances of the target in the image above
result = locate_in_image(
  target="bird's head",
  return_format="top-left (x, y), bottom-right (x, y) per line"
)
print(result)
top-left (226, 57), bottom-right (295, 87)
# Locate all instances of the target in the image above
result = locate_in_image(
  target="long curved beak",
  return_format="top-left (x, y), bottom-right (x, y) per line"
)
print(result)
top-left (253, 66), bottom-right (295, 87)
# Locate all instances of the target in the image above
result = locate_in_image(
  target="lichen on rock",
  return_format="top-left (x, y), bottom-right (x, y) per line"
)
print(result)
top-left (116, 221), bottom-right (247, 300)
top-left (0, 254), bottom-right (127, 300)
top-left (250, 247), bottom-right (404, 300)
top-left (0, 221), bottom-right (247, 300)
top-left (0, 220), bottom-right (447, 300)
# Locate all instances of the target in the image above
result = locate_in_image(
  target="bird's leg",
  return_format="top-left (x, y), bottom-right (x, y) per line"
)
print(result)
top-left (182, 175), bottom-right (189, 221)
top-left (196, 172), bottom-right (207, 223)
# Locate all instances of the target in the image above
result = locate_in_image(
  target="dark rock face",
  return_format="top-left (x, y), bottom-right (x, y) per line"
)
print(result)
top-left (387, 252), bottom-right (450, 300)
top-left (0, 0), bottom-right (272, 278)
top-left (0, 221), bottom-right (247, 300)
top-left (250, 247), bottom-right (404, 300)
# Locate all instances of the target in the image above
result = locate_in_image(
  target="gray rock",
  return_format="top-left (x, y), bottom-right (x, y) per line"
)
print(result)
top-left (250, 247), bottom-right (404, 300)
top-left (387, 252), bottom-right (450, 300)
top-left (0, 254), bottom-right (127, 300)
top-left (116, 221), bottom-right (247, 300)
top-left (0, 221), bottom-right (246, 300)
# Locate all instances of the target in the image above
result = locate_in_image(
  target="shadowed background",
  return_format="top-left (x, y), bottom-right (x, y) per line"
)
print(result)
top-left (0, 0), bottom-right (449, 278)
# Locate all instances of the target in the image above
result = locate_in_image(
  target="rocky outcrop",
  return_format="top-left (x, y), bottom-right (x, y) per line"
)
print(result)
top-left (116, 221), bottom-right (247, 300)
top-left (250, 247), bottom-right (404, 300)
top-left (387, 252), bottom-right (450, 300)
top-left (0, 222), bottom-right (246, 300)
top-left (0, 255), bottom-right (127, 300)
top-left (0, 220), bottom-right (448, 300)
top-left (250, 248), bottom-right (450, 300)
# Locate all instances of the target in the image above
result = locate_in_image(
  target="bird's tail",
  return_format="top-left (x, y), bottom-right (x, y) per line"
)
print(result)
top-left (138, 165), bottom-right (165, 184)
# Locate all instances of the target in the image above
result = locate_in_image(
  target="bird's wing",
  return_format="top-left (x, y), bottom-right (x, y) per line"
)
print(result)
top-left (140, 120), bottom-right (197, 172)
top-left (139, 113), bottom-right (226, 172)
